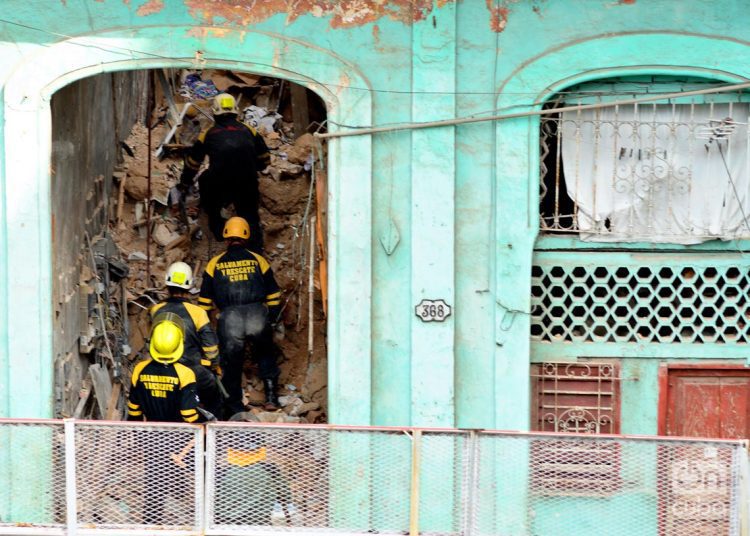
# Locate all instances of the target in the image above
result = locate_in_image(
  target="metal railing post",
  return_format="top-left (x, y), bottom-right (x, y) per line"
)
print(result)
top-left (462, 430), bottom-right (480, 536)
top-left (409, 430), bottom-right (422, 536)
top-left (740, 440), bottom-right (749, 536)
top-left (63, 418), bottom-right (77, 536)
top-left (195, 425), bottom-right (205, 532)
top-left (203, 424), bottom-right (216, 532)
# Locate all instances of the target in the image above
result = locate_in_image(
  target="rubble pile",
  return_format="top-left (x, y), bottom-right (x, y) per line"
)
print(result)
top-left (106, 70), bottom-right (328, 422)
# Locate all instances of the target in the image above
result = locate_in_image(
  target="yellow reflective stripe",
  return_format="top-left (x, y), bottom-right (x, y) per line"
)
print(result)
top-left (204, 345), bottom-right (218, 353)
top-left (131, 359), bottom-right (151, 387)
top-left (186, 156), bottom-right (201, 169)
top-left (266, 300), bottom-right (280, 306)
top-left (266, 292), bottom-right (281, 300)
top-left (200, 359), bottom-right (211, 367)
top-left (183, 413), bottom-right (199, 423)
top-left (198, 297), bottom-right (214, 311)
top-left (197, 129), bottom-right (209, 143)
top-left (185, 303), bottom-right (209, 330)
top-left (174, 362), bottom-right (197, 389)
top-left (250, 251), bottom-right (271, 273)
top-left (127, 401), bottom-right (140, 410)
top-left (180, 408), bottom-right (198, 416)
top-left (128, 410), bottom-right (142, 417)
top-left (149, 302), bottom-right (165, 317)
top-left (205, 254), bottom-right (222, 277)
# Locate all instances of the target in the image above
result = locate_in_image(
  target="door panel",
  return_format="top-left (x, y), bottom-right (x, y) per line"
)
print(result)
top-left (666, 369), bottom-right (750, 440)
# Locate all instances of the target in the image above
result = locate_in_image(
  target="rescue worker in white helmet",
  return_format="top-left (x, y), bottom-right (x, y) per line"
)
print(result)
top-left (127, 312), bottom-right (205, 424)
top-left (198, 217), bottom-right (282, 416)
top-left (149, 261), bottom-right (223, 418)
top-left (178, 92), bottom-right (270, 252)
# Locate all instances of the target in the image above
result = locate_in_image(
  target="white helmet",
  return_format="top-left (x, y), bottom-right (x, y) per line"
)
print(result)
top-left (212, 93), bottom-right (238, 116)
top-left (165, 261), bottom-right (193, 290)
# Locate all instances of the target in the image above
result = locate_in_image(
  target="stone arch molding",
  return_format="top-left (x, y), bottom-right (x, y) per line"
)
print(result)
top-left (1, 26), bottom-right (372, 420)
top-left (498, 32), bottom-right (750, 106)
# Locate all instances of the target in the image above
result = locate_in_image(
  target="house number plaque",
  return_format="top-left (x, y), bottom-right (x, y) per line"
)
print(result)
top-left (415, 299), bottom-right (452, 322)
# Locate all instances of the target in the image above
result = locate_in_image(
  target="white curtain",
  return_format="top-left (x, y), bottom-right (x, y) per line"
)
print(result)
top-left (561, 104), bottom-right (750, 243)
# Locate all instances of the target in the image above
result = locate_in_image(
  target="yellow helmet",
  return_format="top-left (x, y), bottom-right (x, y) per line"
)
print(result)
top-left (149, 312), bottom-right (185, 364)
top-left (223, 216), bottom-right (251, 240)
top-left (212, 93), bottom-right (238, 116)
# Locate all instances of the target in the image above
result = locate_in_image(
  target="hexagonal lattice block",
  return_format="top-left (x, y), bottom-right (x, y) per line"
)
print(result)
top-left (530, 262), bottom-right (750, 344)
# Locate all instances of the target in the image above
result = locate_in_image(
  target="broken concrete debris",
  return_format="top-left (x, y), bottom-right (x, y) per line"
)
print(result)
top-left (70, 68), bottom-right (329, 423)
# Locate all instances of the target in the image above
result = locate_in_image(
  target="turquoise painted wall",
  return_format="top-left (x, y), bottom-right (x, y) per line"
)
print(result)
top-left (1, 0), bottom-right (750, 435)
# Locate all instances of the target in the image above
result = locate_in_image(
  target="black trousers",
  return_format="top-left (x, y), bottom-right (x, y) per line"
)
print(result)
top-left (199, 171), bottom-right (264, 252)
top-left (218, 303), bottom-right (279, 416)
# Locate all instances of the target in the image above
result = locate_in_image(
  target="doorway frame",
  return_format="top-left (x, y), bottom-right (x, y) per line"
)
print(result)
top-left (1, 27), bottom-right (374, 423)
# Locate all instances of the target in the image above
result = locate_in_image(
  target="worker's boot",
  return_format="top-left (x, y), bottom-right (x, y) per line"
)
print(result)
top-left (263, 378), bottom-right (280, 411)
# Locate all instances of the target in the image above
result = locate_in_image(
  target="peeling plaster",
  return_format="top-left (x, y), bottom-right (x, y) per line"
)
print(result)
top-left (135, 0), bottom-right (164, 16)
top-left (488, 3), bottom-right (509, 33)
top-left (132, 0), bottom-right (525, 35)
top-left (131, 0), bottom-right (457, 28)
top-left (486, 0), bottom-right (545, 32)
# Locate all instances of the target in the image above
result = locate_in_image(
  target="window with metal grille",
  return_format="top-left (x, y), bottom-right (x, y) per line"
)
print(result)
top-left (539, 77), bottom-right (750, 243)
top-left (530, 362), bottom-right (622, 496)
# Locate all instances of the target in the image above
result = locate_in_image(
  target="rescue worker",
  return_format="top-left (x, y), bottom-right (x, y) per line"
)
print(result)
top-left (214, 431), bottom-right (292, 526)
top-left (198, 216), bottom-right (282, 416)
top-left (178, 92), bottom-right (270, 252)
top-left (150, 261), bottom-right (223, 418)
top-left (127, 312), bottom-right (204, 424)
top-left (127, 313), bottom-right (204, 525)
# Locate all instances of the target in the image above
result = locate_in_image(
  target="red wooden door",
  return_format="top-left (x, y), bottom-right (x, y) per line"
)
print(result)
top-left (658, 366), bottom-right (749, 534)
top-left (664, 367), bottom-right (750, 439)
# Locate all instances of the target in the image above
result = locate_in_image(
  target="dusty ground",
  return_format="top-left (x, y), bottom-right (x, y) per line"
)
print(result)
top-left (113, 92), bottom-right (328, 422)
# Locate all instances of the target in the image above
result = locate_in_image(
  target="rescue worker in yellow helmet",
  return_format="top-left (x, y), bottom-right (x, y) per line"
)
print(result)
top-left (127, 312), bottom-right (205, 424)
top-left (178, 92), bottom-right (270, 251)
top-left (127, 313), bottom-right (204, 526)
top-left (150, 261), bottom-right (223, 418)
top-left (198, 217), bottom-right (282, 416)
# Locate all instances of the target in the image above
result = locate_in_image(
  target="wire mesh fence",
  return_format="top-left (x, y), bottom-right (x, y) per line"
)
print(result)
top-left (75, 421), bottom-right (203, 530)
top-left (475, 431), bottom-right (746, 536)
top-left (0, 419), bottom-right (746, 535)
top-left (0, 420), bottom-right (66, 531)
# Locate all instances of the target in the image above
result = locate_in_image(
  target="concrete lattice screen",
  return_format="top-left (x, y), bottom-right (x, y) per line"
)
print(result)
top-left (531, 258), bottom-right (749, 345)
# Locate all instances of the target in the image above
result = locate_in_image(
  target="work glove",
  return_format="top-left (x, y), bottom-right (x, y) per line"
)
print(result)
top-left (211, 363), bottom-right (223, 377)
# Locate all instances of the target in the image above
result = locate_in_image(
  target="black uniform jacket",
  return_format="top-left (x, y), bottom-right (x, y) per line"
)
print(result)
top-left (127, 359), bottom-right (202, 423)
top-left (180, 114), bottom-right (270, 188)
top-left (198, 245), bottom-right (281, 316)
top-left (150, 297), bottom-right (219, 369)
